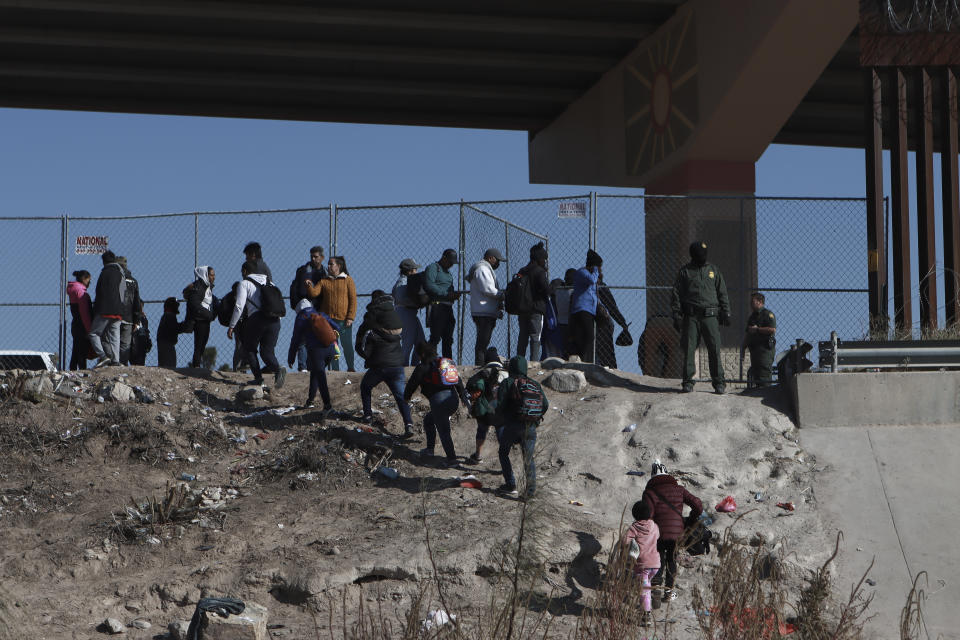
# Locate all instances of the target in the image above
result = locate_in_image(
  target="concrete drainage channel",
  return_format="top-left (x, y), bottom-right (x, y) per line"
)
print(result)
top-left (793, 368), bottom-right (960, 639)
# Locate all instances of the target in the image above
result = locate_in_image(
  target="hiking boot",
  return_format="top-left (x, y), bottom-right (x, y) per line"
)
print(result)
top-left (681, 383), bottom-right (694, 393)
top-left (303, 401), bottom-right (316, 409)
top-left (663, 589), bottom-right (677, 601)
top-left (496, 484), bottom-right (519, 498)
top-left (640, 612), bottom-right (651, 627)
top-left (466, 452), bottom-right (483, 464)
top-left (274, 367), bottom-right (287, 390)
top-left (713, 384), bottom-right (725, 395)
top-left (93, 356), bottom-right (112, 369)
top-left (320, 407), bottom-right (336, 418)
top-left (401, 425), bottom-right (414, 439)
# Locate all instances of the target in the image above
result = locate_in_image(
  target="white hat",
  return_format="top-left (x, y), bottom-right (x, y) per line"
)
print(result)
top-left (651, 458), bottom-right (668, 477)
top-left (296, 298), bottom-right (314, 313)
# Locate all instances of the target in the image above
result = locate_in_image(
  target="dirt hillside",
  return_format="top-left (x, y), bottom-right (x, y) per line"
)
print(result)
top-left (0, 362), bottom-right (830, 639)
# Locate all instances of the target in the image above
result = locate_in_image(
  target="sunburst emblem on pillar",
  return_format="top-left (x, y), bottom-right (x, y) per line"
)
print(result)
top-left (623, 10), bottom-right (699, 176)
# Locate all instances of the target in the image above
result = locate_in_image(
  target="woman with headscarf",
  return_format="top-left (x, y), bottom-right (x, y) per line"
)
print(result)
top-left (185, 265), bottom-right (219, 368)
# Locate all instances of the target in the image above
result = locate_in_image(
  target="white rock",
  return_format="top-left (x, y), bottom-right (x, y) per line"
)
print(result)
top-left (543, 370), bottom-right (587, 393)
top-left (129, 619), bottom-right (151, 629)
top-left (103, 382), bottom-right (135, 403)
top-left (103, 617), bottom-right (126, 634)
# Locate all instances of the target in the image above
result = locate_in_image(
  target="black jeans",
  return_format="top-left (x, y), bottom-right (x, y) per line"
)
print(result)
top-left (653, 539), bottom-right (678, 589)
top-left (473, 315), bottom-right (496, 365)
top-left (69, 321), bottom-right (89, 370)
top-left (242, 312), bottom-right (281, 381)
top-left (427, 304), bottom-right (455, 359)
top-left (191, 320), bottom-right (211, 368)
top-left (570, 310), bottom-right (596, 363)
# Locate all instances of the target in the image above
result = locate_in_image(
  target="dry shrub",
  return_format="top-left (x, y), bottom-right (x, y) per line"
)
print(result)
top-left (898, 572), bottom-right (928, 640)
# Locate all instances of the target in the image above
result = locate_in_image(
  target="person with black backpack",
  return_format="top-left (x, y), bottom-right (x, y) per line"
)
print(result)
top-left (289, 246), bottom-right (327, 371)
top-left (227, 262), bottom-right (286, 389)
top-left (494, 355), bottom-right (549, 499)
top-left (510, 243), bottom-right (551, 363)
top-left (392, 258), bottom-right (428, 366)
top-left (640, 459), bottom-right (704, 603)
top-left (184, 265), bottom-right (219, 369)
top-left (464, 346), bottom-right (509, 464)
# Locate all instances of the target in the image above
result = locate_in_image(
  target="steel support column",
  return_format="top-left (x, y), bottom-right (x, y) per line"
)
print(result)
top-left (865, 68), bottom-right (888, 335)
top-left (943, 68), bottom-right (960, 326)
top-left (887, 68), bottom-right (913, 332)
top-left (915, 67), bottom-right (937, 330)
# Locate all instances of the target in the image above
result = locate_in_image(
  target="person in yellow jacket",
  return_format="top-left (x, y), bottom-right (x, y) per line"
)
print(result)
top-left (305, 256), bottom-right (358, 371)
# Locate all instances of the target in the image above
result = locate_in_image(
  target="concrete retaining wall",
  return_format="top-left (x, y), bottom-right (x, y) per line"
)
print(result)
top-left (795, 371), bottom-right (960, 428)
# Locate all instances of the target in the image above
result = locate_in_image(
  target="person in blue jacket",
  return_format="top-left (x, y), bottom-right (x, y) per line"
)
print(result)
top-left (569, 250), bottom-right (604, 363)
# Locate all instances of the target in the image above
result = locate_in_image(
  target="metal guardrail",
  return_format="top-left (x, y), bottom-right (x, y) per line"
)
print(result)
top-left (819, 331), bottom-right (960, 370)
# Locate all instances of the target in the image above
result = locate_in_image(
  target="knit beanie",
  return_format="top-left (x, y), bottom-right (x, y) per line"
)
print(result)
top-left (689, 241), bottom-right (708, 265)
top-left (586, 249), bottom-right (603, 268)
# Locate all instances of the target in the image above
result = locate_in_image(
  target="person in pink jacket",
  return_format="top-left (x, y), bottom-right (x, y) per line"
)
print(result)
top-left (67, 270), bottom-right (94, 370)
top-left (624, 500), bottom-right (661, 620)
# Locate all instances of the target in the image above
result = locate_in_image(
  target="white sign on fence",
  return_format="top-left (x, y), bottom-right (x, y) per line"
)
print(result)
top-left (557, 201), bottom-right (587, 219)
top-left (75, 235), bottom-right (109, 255)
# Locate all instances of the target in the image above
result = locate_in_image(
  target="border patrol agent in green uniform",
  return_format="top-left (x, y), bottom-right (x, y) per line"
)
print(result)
top-left (743, 292), bottom-right (776, 387)
top-left (671, 241), bottom-right (731, 394)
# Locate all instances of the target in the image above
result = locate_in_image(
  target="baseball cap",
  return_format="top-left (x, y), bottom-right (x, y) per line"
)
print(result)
top-left (442, 248), bottom-right (458, 264)
top-left (484, 248), bottom-right (505, 262)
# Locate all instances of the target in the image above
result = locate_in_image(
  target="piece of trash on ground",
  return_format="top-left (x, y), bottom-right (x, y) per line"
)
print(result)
top-left (776, 501), bottom-right (795, 511)
top-left (239, 406), bottom-right (296, 420)
top-left (715, 495), bottom-right (737, 512)
top-left (375, 467), bottom-right (399, 479)
top-left (569, 500), bottom-right (584, 506)
top-left (622, 423), bottom-right (637, 432)
top-left (421, 609), bottom-right (456, 632)
top-left (626, 470), bottom-right (646, 477)
top-left (344, 380), bottom-right (352, 385)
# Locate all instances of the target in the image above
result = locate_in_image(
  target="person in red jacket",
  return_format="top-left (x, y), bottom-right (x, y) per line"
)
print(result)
top-left (640, 459), bottom-right (703, 602)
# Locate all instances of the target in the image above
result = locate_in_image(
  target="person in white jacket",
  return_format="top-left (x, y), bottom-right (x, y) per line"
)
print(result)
top-left (227, 262), bottom-right (286, 389)
top-left (467, 248), bottom-right (505, 365)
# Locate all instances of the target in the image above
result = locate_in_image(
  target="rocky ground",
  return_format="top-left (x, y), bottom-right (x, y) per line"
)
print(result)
top-left (0, 360), bottom-right (833, 639)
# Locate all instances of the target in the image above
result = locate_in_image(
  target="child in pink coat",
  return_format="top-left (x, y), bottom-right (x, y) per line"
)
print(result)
top-left (624, 500), bottom-right (661, 618)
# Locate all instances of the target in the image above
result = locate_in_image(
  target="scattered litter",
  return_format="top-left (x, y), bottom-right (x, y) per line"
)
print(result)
top-left (569, 500), bottom-right (584, 506)
top-left (231, 428), bottom-right (248, 444)
top-left (776, 501), bottom-right (795, 511)
top-left (344, 380), bottom-right (352, 385)
top-left (579, 472), bottom-right (602, 483)
top-left (252, 432), bottom-right (269, 440)
top-left (865, 578), bottom-right (877, 586)
top-left (698, 513), bottom-right (715, 526)
top-left (375, 467), bottom-right (399, 480)
top-left (421, 609), bottom-right (456, 632)
top-left (286, 435), bottom-right (295, 441)
top-left (165, 452), bottom-right (176, 461)
top-left (622, 423), bottom-right (637, 433)
top-left (583, 510), bottom-right (596, 515)
top-left (297, 472), bottom-right (319, 481)
top-left (626, 470), bottom-right (646, 477)
top-left (239, 406), bottom-right (296, 419)
top-left (457, 474), bottom-right (481, 489)
top-left (145, 536), bottom-right (161, 545)
top-left (179, 473), bottom-right (196, 482)
top-left (277, 523), bottom-right (284, 530)
top-left (414, 509), bottom-right (440, 519)
top-left (754, 492), bottom-right (764, 502)
top-left (552, 406), bottom-right (564, 415)
top-left (715, 495), bottom-right (737, 512)
top-left (162, 402), bottom-right (172, 406)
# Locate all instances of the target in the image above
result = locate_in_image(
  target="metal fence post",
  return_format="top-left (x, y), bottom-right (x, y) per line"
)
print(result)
top-left (738, 198), bottom-right (746, 382)
top-left (194, 213), bottom-right (199, 270)
top-left (590, 191), bottom-right (598, 251)
top-left (332, 203), bottom-right (339, 257)
top-left (505, 222), bottom-right (512, 358)
top-left (458, 201), bottom-right (465, 363)
top-left (328, 204), bottom-right (334, 259)
top-left (59, 215), bottom-right (68, 370)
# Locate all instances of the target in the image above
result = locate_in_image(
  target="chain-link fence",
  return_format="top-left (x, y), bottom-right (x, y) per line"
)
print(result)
top-left (593, 195), bottom-right (870, 381)
top-left (1, 195), bottom-right (873, 383)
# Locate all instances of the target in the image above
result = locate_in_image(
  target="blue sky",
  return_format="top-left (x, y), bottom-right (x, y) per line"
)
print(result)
top-left (0, 107), bottom-right (939, 372)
